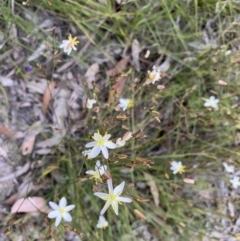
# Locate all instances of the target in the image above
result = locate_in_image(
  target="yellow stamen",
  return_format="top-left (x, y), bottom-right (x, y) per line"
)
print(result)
top-left (149, 73), bottom-right (155, 80)
top-left (179, 165), bottom-right (186, 174)
top-left (59, 207), bottom-right (65, 215)
top-left (66, 34), bottom-right (79, 49)
top-left (127, 100), bottom-right (134, 108)
top-left (109, 194), bottom-right (116, 202)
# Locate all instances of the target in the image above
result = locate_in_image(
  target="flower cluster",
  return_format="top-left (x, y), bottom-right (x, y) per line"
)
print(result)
top-left (82, 130), bottom-right (132, 226)
top-left (49, 35), bottom-right (212, 232)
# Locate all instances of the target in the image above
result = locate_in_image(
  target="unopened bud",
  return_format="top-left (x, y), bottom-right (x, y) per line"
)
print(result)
top-left (218, 80), bottom-right (227, 85)
top-left (123, 131), bottom-right (132, 141)
top-left (183, 178), bottom-right (195, 184)
top-left (118, 154), bottom-right (128, 159)
top-left (134, 209), bottom-right (147, 220)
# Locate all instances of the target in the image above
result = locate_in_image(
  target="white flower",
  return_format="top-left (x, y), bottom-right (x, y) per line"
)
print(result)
top-left (85, 131), bottom-right (117, 159)
top-left (119, 98), bottom-right (133, 111)
top-left (59, 34), bottom-right (79, 55)
top-left (96, 216), bottom-right (108, 229)
top-left (94, 178), bottom-right (132, 215)
top-left (48, 197), bottom-right (75, 227)
top-left (82, 149), bottom-right (92, 159)
top-left (223, 162), bottom-right (234, 173)
top-left (170, 161), bottom-right (186, 174)
top-left (230, 176), bottom-right (240, 189)
top-left (147, 65), bottom-right (161, 84)
top-left (86, 160), bottom-right (107, 183)
top-left (204, 96), bottom-right (219, 109)
top-left (86, 99), bottom-right (97, 109)
top-left (116, 138), bottom-right (126, 147)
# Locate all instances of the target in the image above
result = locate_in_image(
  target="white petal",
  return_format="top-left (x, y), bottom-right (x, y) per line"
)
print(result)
top-left (107, 179), bottom-right (113, 193)
top-left (100, 200), bottom-right (111, 215)
top-left (204, 102), bottom-right (209, 107)
top-left (59, 197), bottom-right (67, 208)
top-left (63, 212), bottom-right (72, 222)
top-left (171, 161), bottom-right (178, 166)
top-left (210, 96), bottom-right (215, 101)
top-left (111, 201), bottom-right (118, 215)
top-left (59, 42), bottom-right (68, 48)
top-left (95, 160), bottom-right (101, 168)
top-left (49, 201), bottom-right (59, 210)
top-left (100, 146), bottom-right (109, 159)
top-left (99, 165), bottom-right (107, 175)
top-left (117, 196), bottom-right (132, 203)
top-left (94, 133), bottom-right (101, 139)
top-left (85, 141), bottom-right (96, 148)
top-left (223, 162), bottom-right (234, 173)
top-left (91, 146), bottom-right (101, 158)
top-left (105, 141), bottom-right (117, 149)
top-left (72, 46), bottom-right (77, 51)
top-left (96, 223), bottom-right (102, 228)
top-left (86, 170), bottom-right (95, 175)
top-left (55, 215), bottom-right (62, 227)
top-left (48, 210), bottom-right (59, 219)
top-left (65, 205), bottom-right (75, 212)
top-left (119, 99), bottom-right (127, 107)
top-left (104, 134), bottom-right (111, 140)
top-left (113, 181), bottom-right (125, 195)
top-left (94, 192), bottom-right (110, 201)
top-left (96, 223), bottom-right (101, 228)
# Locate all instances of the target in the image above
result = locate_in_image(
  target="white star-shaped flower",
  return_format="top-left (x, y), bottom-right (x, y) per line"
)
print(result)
top-left (146, 65), bottom-right (161, 85)
top-left (119, 98), bottom-right (133, 111)
top-left (204, 96), bottom-right (219, 109)
top-left (223, 162), bottom-right (234, 173)
top-left (86, 160), bottom-right (107, 183)
top-left (94, 178), bottom-right (132, 215)
top-left (230, 176), bottom-right (240, 189)
top-left (96, 216), bottom-right (108, 229)
top-left (48, 197), bottom-right (75, 227)
top-left (85, 131), bottom-right (117, 159)
top-left (86, 99), bottom-right (97, 109)
top-left (59, 34), bottom-right (79, 55)
top-left (170, 161), bottom-right (186, 174)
